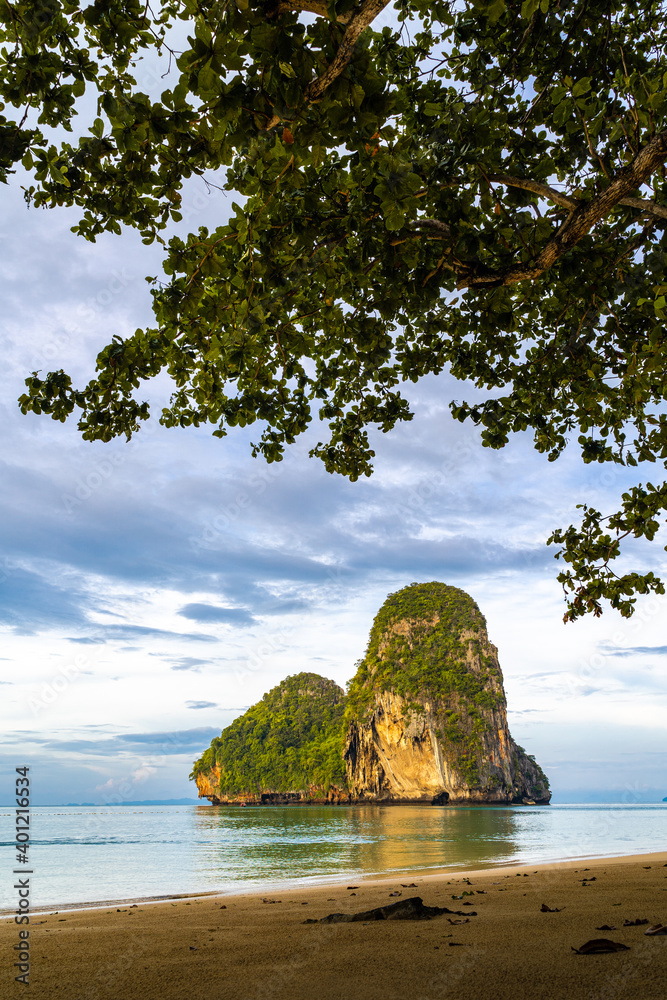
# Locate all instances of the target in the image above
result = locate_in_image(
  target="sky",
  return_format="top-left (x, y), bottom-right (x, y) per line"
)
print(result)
top-left (1, 24), bottom-right (666, 807)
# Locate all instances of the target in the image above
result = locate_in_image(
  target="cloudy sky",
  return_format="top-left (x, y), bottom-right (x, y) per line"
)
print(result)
top-left (1, 36), bottom-right (666, 805)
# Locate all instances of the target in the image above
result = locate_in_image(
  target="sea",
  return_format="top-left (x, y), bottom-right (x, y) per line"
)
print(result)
top-left (1, 803), bottom-right (666, 911)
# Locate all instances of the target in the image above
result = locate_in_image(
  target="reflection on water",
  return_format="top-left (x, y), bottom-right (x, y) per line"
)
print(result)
top-left (194, 805), bottom-right (523, 887)
top-left (0, 803), bottom-right (664, 907)
top-left (192, 802), bottom-right (667, 893)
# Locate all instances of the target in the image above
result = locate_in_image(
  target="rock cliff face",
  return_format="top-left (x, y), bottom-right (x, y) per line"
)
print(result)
top-left (344, 583), bottom-right (550, 804)
top-left (191, 583), bottom-right (550, 806)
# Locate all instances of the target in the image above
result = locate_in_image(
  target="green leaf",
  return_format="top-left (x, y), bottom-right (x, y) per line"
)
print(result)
top-left (553, 99), bottom-right (572, 126)
top-left (49, 166), bottom-right (70, 187)
top-left (572, 77), bottom-right (592, 97)
top-left (384, 207), bottom-right (405, 231)
top-left (486, 0), bottom-right (507, 23)
top-left (198, 63), bottom-right (220, 93)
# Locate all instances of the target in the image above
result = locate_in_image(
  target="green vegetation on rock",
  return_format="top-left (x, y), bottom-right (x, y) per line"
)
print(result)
top-left (346, 582), bottom-right (499, 718)
top-left (190, 672), bottom-right (348, 795)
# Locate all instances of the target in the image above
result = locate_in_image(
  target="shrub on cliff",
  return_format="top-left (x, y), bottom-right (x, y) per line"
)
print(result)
top-left (190, 672), bottom-right (347, 794)
top-left (345, 582), bottom-right (500, 720)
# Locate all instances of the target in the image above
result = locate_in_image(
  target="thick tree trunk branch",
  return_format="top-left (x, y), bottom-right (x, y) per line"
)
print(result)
top-left (488, 173), bottom-right (667, 222)
top-left (410, 218), bottom-right (452, 239)
top-left (262, 0), bottom-right (387, 129)
top-left (305, 0), bottom-right (390, 102)
top-left (457, 131), bottom-right (667, 289)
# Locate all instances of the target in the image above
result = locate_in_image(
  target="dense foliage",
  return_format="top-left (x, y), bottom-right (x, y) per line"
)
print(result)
top-left (190, 671), bottom-right (348, 793)
top-left (4, 0), bottom-right (667, 618)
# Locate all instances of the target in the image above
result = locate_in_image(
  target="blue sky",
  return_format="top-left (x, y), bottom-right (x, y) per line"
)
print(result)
top-left (1, 31), bottom-right (666, 805)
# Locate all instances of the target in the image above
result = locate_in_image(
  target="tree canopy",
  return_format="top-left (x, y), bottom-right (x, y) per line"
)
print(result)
top-left (2, 0), bottom-right (667, 619)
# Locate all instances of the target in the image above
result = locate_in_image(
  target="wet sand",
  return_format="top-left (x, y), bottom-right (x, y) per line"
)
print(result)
top-left (2, 851), bottom-right (666, 1000)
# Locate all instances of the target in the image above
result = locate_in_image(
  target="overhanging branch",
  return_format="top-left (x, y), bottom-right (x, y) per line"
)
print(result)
top-left (488, 173), bottom-right (667, 222)
top-left (262, 0), bottom-right (389, 130)
top-left (305, 0), bottom-right (390, 102)
top-left (409, 218), bottom-right (452, 239)
top-left (617, 195), bottom-right (667, 222)
top-left (457, 131), bottom-right (667, 289)
top-left (487, 173), bottom-right (578, 211)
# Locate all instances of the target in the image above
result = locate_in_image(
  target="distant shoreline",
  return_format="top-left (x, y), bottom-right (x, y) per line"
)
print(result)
top-left (1, 799), bottom-right (664, 807)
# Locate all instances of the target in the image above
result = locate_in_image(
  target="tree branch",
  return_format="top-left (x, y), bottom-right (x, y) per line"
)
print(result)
top-left (488, 173), bottom-right (667, 222)
top-left (409, 218), bottom-right (452, 239)
top-left (305, 0), bottom-right (390, 102)
top-left (487, 173), bottom-right (578, 211)
top-left (262, 0), bottom-right (387, 129)
top-left (617, 195), bottom-right (667, 222)
top-left (458, 131), bottom-right (667, 289)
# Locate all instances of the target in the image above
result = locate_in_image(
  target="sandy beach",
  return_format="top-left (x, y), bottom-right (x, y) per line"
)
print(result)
top-left (3, 852), bottom-right (667, 1000)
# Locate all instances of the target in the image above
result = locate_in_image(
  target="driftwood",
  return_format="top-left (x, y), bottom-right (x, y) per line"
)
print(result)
top-left (303, 895), bottom-right (477, 923)
top-left (572, 939), bottom-right (630, 954)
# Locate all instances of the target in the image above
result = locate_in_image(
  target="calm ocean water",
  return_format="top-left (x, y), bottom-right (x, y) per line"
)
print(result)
top-left (1, 803), bottom-right (666, 910)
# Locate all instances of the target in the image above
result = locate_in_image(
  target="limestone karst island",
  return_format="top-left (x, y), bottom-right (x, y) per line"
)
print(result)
top-left (191, 583), bottom-right (550, 806)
